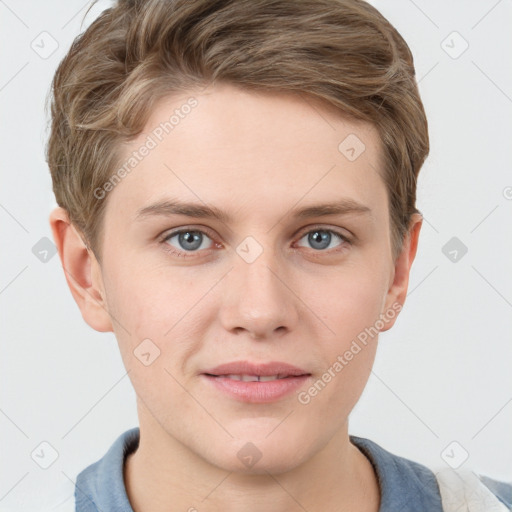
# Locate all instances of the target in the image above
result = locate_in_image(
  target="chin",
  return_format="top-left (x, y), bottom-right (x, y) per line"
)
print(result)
top-left (205, 431), bottom-right (311, 476)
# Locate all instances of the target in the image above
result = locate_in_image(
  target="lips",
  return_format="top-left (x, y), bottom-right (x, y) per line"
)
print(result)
top-left (201, 360), bottom-right (312, 403)
top-left (201, 360), bottom-right (311, 379)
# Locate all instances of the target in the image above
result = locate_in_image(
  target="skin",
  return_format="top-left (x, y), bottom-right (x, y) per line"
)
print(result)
top-left (50, 82), bottom-right (422, 512)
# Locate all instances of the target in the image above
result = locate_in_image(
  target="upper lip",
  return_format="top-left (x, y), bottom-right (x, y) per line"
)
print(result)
top-left (202, 360), bottom-right (310, 377)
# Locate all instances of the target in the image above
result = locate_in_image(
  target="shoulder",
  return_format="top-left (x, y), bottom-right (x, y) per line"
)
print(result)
top-left (74, 427), bottom-right (139, 511)
top-left (350, 435), bottom-right (444, 511)
top-left (350, 435), bottom-right (512, 512)
top-left (30, 428), bottom-right (140, 512)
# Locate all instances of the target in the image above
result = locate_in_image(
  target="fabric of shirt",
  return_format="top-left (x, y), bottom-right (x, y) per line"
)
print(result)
top-left (48, 427), bottom-right (510, 511)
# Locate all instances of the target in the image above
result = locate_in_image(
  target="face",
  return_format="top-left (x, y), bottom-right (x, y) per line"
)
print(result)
top-left (85, 83), bottom-right (411, 474)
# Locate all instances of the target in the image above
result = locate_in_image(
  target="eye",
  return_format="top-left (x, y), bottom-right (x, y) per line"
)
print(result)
top-left (160, 225), bottom-right (351, 259)
top-left (295, 227), bottom-right (350, 252)
top-left (161, 228), bottom-right (216, 258)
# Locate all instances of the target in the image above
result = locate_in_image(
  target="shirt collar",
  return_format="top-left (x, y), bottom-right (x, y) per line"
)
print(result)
top-left (75, 427), bottom-right (139, 511)
top-left (350, 435), bottom-right (443, 511)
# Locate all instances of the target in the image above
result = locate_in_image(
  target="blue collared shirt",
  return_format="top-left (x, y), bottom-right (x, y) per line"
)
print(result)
top-left (64, 427), bottom-right (510, 511)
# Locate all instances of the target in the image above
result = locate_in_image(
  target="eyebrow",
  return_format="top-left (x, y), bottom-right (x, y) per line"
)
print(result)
top-left (135, 197), bottom-right (372, 223)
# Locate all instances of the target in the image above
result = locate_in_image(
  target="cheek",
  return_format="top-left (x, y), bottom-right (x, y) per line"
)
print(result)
top-left (104, 252), bottom-right (189, 329)
top-left (100, 257), bottom-right (174, 368)
top-left (297, 262), bottom-right (387, 392)
top-left (105, 272), bottom-right (163, 332)
top-left (304, 260), bottom-right (389, 340)
top-left (102, 259), bottom-right (214, 374)
top-left (102, 266), bottom-right (192, 407)
top-left (295, 271), bottom-right (385, 423)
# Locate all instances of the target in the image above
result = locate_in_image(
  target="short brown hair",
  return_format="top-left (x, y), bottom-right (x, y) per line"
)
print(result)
top-left (46, 0), bottom-right (429, 262)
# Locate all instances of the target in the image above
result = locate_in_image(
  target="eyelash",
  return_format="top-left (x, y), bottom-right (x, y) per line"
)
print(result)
top-left (159, 225), bottom-right (352, 259)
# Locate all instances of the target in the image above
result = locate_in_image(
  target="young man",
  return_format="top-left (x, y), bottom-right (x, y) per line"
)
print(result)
top-left (46, 0), bottom-right (511, 510)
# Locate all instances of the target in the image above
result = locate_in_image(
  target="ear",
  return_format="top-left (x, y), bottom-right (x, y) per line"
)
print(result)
top-left (49, 206), bottom-right (113, 332)
top-left (380, 213), bottom-right (423, 332)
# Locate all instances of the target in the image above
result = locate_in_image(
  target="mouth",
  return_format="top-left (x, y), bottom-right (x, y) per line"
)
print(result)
top-left (203, 373), bottom-right (309, 381)
top-left (200, 361), bottom-right (312, 403)
top-left (201, 360), bottom-right (310, 378)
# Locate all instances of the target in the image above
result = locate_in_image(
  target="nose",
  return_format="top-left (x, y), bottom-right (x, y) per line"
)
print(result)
top-left (218, 243), bottom-right (300, 340)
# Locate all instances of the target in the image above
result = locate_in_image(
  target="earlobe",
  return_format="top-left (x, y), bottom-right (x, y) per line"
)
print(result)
top-left (380, 213), bottom-right (423, 333)
top-left (49, 207), bottom-right (113, 333)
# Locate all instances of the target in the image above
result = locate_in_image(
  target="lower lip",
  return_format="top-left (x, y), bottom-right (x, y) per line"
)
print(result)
top-left (202, 374), bottom-right (311, 403)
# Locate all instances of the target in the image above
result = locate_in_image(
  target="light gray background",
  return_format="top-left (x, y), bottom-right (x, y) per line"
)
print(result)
top-left (1, 0), bottom-right (511, 509)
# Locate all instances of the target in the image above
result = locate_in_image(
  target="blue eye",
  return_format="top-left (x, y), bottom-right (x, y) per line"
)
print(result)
top-left (162, 229), bottom-right (214, 257)
top-left (161, 226), bottom-right (350, 258)
top-left (296, 228), bottom-right (348, 251)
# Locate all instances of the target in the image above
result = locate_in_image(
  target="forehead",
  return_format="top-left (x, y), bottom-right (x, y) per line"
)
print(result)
top-left (107, 83), bottom-right (386, 223)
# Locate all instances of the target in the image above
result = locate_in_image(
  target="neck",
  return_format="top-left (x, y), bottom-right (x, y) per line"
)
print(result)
top-left (124, 407), bottom-right (380, 512)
